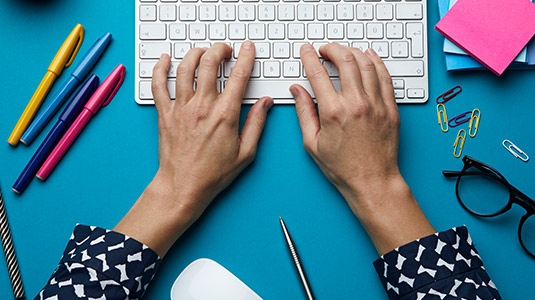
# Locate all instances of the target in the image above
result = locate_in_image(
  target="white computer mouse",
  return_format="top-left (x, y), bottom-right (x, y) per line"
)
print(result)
top-left (170, 258), bottom-right (263, 300)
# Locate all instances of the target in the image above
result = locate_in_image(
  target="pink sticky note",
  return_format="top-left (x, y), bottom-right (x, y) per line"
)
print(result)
top-left (435, 0), bottom-right (535, 76)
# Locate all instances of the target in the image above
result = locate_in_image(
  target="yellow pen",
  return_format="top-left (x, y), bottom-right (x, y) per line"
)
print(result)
top-left (8, 24), bottom-right (84, 146)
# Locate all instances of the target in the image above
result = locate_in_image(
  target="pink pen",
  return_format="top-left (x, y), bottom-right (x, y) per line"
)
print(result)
top-left (36, 64), bottom-right (125, 180)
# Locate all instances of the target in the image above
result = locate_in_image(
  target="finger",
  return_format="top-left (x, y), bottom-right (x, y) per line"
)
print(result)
top-left (300, 43), bottom-right (337, 108)
top-left (348, 47), bottom-right (380, 97)
top-left (196, 43), bottom-right (232, 98)
top-left (152, 54), bottom-right (172, 115)
top-left (365, 48), bottom-right (398, 112)
top-left (239, 96), bottom-right (273, 162)
top-left (223, 41), bottom-right (256, 111)
top-left (291, 84), bottom-right (320, 153)
top-left (319, 43), bottom-right (363, 94)
top-left (176, 48), bottom-right (206, 104)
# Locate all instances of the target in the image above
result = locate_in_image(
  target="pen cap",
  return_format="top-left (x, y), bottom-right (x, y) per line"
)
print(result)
top-left (71, 33), bottom-right (112, 81)
top-left (85, 64), bottom-right (125, 113)
top-left (48, 24), bottom-right (85, 75)
top-left (59, 75), bottom-right (100, 124)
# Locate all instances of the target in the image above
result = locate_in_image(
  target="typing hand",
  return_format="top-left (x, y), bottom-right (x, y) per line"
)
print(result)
top-left (292, 43), bottom-right (434, 255)
top-left (152, 42), bottom-right (273, 218)
top-left (292, 43), bottom-right (402, 210)
top-left (115, 42), bottom-right (272, 256)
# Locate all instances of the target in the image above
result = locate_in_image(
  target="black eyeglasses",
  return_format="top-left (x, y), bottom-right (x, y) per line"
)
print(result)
top-left (443, 155), bottom-right (535, 258)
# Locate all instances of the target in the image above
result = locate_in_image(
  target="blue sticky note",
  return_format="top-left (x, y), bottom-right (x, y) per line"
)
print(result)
top-left (442, 0), bottom-right (528, 63)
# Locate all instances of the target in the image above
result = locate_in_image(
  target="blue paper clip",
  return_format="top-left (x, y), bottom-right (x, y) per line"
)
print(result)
top-left (448, 111), bottom-right (472, 128)
top-left (453, 129), bottom-right (467, 158)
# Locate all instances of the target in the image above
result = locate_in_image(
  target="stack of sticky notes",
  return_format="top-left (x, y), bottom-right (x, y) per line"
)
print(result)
top-left (435, 0), bottom-right (535, 75)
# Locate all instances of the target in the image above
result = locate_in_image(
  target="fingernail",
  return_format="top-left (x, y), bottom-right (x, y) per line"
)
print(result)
top-left (160, 53), bottom-right (166, 60)
top-left (302, 43), bottom-right (314, 52)
top-left (243, 41), bottom-right (253, 49)
top-left (261, 97), bottom-right (273, 111)
top-left (289, 86), bottom-right (299, 99)
top-left (366, 48), bottom-right (378, 57)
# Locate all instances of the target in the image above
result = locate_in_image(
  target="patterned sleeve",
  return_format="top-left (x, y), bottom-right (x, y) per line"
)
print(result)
top-left (373, 226), bottom-right (502, 300)
top-left (35, 224), bottom-right (161, 300)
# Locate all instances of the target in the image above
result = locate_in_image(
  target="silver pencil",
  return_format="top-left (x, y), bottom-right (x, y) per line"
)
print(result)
top-left (279, 217), bottom-right (315, 300)
top-left (0, 183), bottom-right (25, 299)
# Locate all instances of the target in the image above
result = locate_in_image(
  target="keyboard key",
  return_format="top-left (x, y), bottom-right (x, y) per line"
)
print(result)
top-left (174, 42), bottom-right (191, 58)
top-left (249, 24), bottom-right (266, 40)
top-left (242, 80), bottom-right (341, 99)
top-left (288, 24), bottom-right (305, 40)
top-left (179, 5), bottom-right (196, 21)
top-left (394, 89), bottom-right (404, 99)
top-left (383, 60), bottom-right (424, 76)
top-left (391, 41), bottom-right (409, 58)
top-left (376, 4), bottom-right (393, 20)
top-left (189, 24), bottom-right (206, 40)
top-left (308, 23), bottom-right (324, 39)
top-left (366, 23), bottom-right (383, 39)
top-left (347, 23), bottom-right (364, 39)
top-left (199, 5), bottom-right (217, 21)
top-left (220, 5), bottom-right (236, 20)
top-left (278, 4), bottom-right (295, 20)
top-left (371, 41), bottom-right (388, 57)
top-left (407, 22), bottom-right (424, 58)
top-left (351, 42), bottom-right (369, 51)
top-left (323, 61), bottom-right (339, 77)
top-left (255, 42), bottom-right (271, 58)
top-left (229, 23), bottom-right (246, 39)
top-left (293, 42), bottom-right (307, 58)
top-left (264, 61), bottom-right (281, 77)
top-left (396, 3), bottom-right (423, 20)
top-left (273, 42), bottom-right (291, 58)
top-left (337, 4), bottom-right (354, 20)
top-left (140, 5), bottom-right (157, 21)
top-left (140, 81), bottom-right (176, 99)
top-left (386, 22), bottom-right (403, 39)
top-left (224, 61), bottom-right (236, 77)
top-left (259, 4), bottom-right (276, 20)
top-left (317, 4), bottom-right (335, 21)
top-left (209, 24), bottom-right (226, 40)
top-left (327, 23), bottom-right (344, 39)
top-left (239, 5), bottom-right (256, 20)
top-left (357, 4), bottom-right (373, 20)
top-left (392, 79), bottom-right (404, 89)
top-left (160, 5), bottom-right (177, 21)
top-left (268, 24), bottom-right (285, 40)
top-left (283, 61), bottom-right (301, 77)
top-left (251, 62), bottom-right (261, 78)
top-left (297, 4), bottom-right (314, 21)
top-left (139, 24), bottom-right (166, 40)
top-left (170, 24), bottom-right (187, 40)
top-left (140, 42), bottom-right (171, 58)
top-left (407, 88), bottom-right (425, 99)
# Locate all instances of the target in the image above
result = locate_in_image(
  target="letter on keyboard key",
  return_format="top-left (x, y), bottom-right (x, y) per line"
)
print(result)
top-left (383, 60), bottom-right (424, 77)
top-left (140, 43), bottom-right (171, 58)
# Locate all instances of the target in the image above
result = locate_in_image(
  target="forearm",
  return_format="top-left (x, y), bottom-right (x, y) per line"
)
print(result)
top-left (342, 175), bottom-right (435, 256)
top-left (113, 173), bottom-right (201, 257)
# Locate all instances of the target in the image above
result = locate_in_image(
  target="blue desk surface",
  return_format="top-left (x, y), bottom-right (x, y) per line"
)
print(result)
top-left (1, 0), bottom-right (534, 299)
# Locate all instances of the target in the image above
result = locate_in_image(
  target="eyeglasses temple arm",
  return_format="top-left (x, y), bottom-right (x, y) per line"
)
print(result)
top-left (442, 170), bottom-right (461, 178)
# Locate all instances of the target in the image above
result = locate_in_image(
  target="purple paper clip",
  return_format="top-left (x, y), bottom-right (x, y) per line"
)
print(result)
top-left (448, 111), bottom-right (472, 127)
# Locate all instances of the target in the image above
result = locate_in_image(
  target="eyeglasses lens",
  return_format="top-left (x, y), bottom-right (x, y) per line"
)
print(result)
top-left (520, 214), bottom-right (535, 256)
top-left (458, 166), bottom-right (510, 216)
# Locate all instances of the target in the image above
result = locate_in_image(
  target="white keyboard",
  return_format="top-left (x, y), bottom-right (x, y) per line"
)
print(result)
top-left (135, 0), bottom-right (428, 104)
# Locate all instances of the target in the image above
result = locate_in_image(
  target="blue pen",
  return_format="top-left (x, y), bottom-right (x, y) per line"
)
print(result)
top-left (21, 33), bottom-right (112, 145)
top-left (12, 75), bottom-right (100, 194)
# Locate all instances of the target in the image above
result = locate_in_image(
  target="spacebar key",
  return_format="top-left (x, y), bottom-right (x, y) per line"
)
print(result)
top-left (384, 60), bottom-right (424, 77)
top-left (242, 80), bottom-right (341, 99)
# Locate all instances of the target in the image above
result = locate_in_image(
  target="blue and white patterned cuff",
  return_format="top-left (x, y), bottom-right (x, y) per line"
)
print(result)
top-left (56, 224), bottom-right (161, 299)
top-left (373, 226), bottom-right (501, 300)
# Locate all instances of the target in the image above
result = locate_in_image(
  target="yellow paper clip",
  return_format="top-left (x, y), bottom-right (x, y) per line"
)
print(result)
top-left (453, 129), bottom-right (467, 158)
top-left (437, 103), bottom-right (448, 133)
top-left (468, 108), bottom-right (480, 138)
